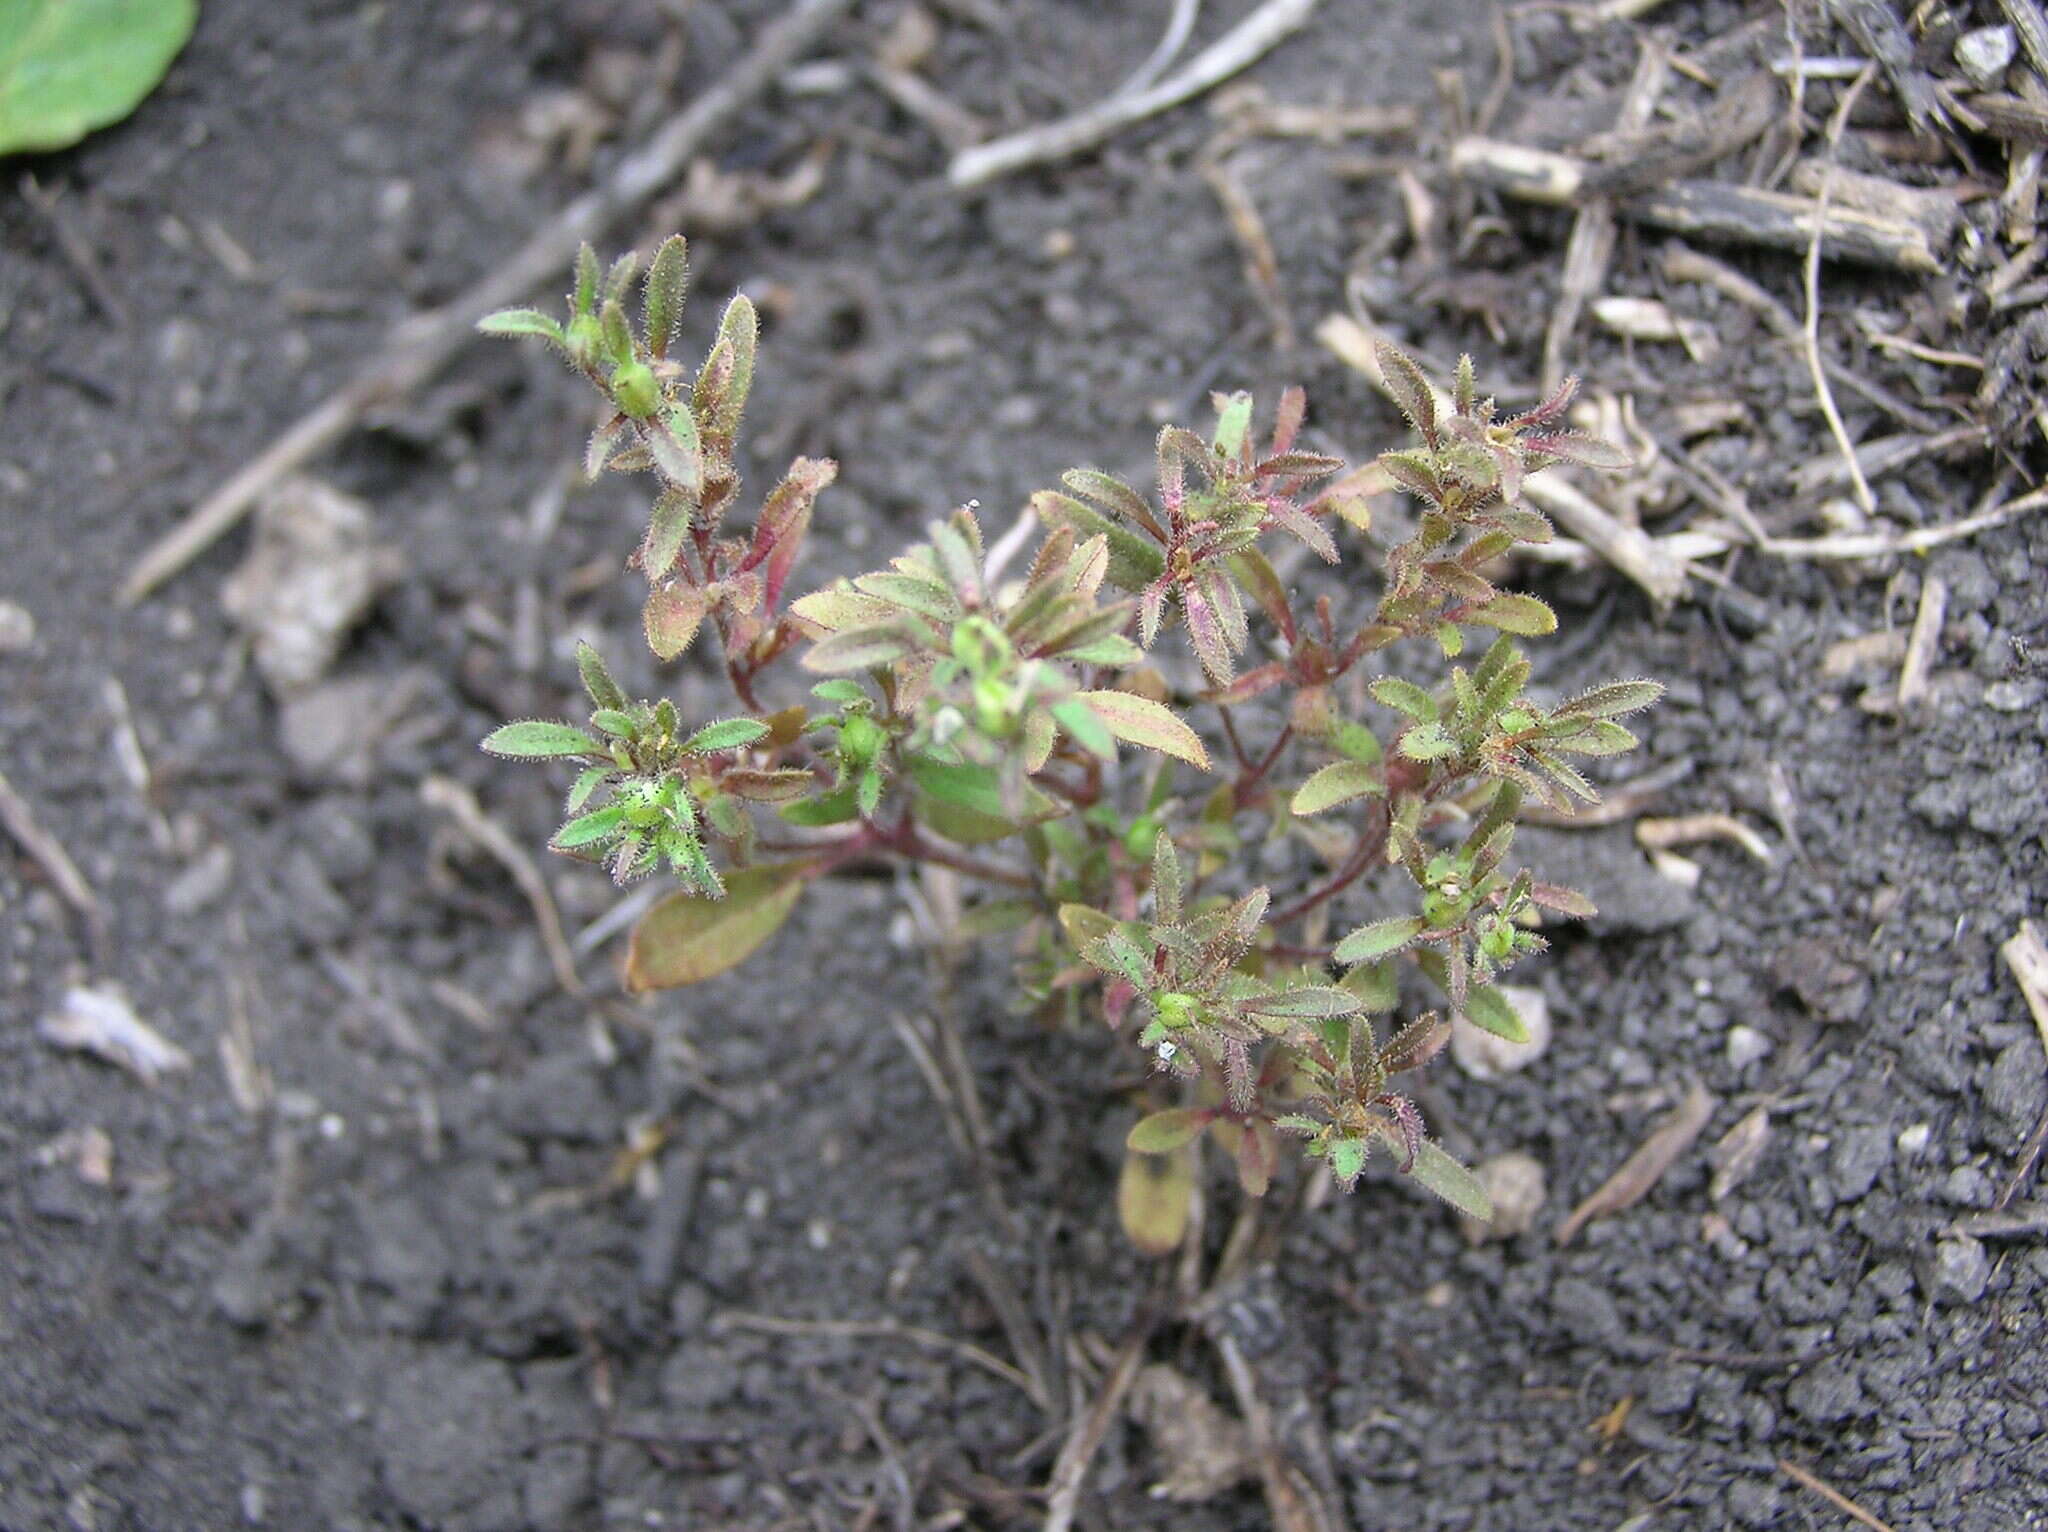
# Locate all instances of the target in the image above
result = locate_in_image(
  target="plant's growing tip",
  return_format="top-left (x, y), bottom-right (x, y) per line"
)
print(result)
top-left (477, 241), bottom-right (1661, 1240)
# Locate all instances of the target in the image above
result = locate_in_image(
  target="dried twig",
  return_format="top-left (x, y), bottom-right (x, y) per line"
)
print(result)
top-left (1636, 812), bottom-right (1773, 863)
top-left (1042, 1310), bottom-right (1158, 1532)
top-left (1450, 138), bottom-right (1942, 271)
top-left (2000, 0), bottom-right (2048, 82)
top-left (1211, 1331), bottom-right (1341, 1532)
top-left (420, 775), bottom-right (582, 995)
top-left (19, 173), bottom-right (126, 325)
top-left (2000, 921), bottom-right (2048, 1208)
top-left (1802, 66), bottom-right (1879, 518)
top-left (0, 768), bottom-right (107, 955)
top-left (1556, 1080), bottom-right (1715, 1245)
top-left (948, 0), bottom-right (1322, 189)
top-left (118, 0), bottom-right (859, 604)
top-left (1895, 573), bottom-right (1948, 712)
top-left (717, 1310), bottom-right (1042, 1402)
top-left (1777, 1457), bottom-right (1900, 1532)
top-left (1118, 0), bottom-right (1204, 98)
top-left (1751, 482), bottom-right (2048, 560)
top-left (1199, 149), bottom-right (1295, 351)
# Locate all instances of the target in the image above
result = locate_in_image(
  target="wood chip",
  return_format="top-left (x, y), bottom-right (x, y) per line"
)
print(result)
top-left (1897, 574), bottom-right (1949, 713)
top-left (1709, 1104), bottom-right (1774, 1201)
top-left (2003, 920), bottom-right (2048, 1056)
top-left (1556, 1080), bottom-right (1715, 1246)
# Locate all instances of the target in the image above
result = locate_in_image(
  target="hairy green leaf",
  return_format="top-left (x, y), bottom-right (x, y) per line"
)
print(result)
top-left (681, 718), bottom-right (769, 754)
top-left (1075, 690), bottom-right (1209, 770)
top-left (1292, 760), bottom-right (1384, 816)
top-left (481, 720), bottom-right (601, 759)
top-left (1398, 721), bottom-right (1458, 760)
top-left (552, 803), bottom-right (628, 850)
top-left (1552, 678), bottom-right (1664, 720)
top-left (641, 234), bottom-right (689, 356)
top-left (477, 308), bottom-right (566, 344)
top-left (575, 643), bottom-right (628, 712)
top-left (1401, 1138), bottom-right (1492, 1221)
top-left (1461, 984), bottom-right (1529, 1044)
top-left (1472, 592), bottom-right (1557, 636)
top-left (1333, 914), bottom-right (1426, 964)
top-left (1244, 987), bottom-right (1363, 1019)
top-left (1370, 677), bottom-right (1438, 723)
top-left (803, 627), bottom-right (918, 673)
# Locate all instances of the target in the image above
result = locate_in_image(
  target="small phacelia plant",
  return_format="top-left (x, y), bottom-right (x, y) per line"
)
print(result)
top-left (480, 236), bottom-right (1657, 1245)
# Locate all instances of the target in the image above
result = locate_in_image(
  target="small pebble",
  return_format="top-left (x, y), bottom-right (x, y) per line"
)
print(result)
top-left (1896, 1122), bottom-right (1931, 1158)
top-left (1955, 25), bottom-right (2016, 89)
top-left (0, 599), bottom-right (34, 653)
top-left (1929, 1235), bottom-right (1991, 1306)
top-left (1461, 1150), bottom-right (1546, 1243)
top-left (1725, 1024), bottom-right (1773, 1070)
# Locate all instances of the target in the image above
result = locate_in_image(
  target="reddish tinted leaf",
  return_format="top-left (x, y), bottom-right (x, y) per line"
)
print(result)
top-left (624, 862), bottom-right (807, 991)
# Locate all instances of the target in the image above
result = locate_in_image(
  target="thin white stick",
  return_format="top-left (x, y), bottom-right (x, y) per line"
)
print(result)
top-left (949, 0), bottom-right (1322, 189)
top-left (1116, 0), bottom-right (1203, 98)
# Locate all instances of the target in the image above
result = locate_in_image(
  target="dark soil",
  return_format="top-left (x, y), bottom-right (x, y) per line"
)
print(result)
top-left (4, 2), bottom-right (2046, 1529)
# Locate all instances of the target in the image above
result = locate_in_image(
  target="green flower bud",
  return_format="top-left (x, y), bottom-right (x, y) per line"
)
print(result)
top-left (611, 360), bottom-right (661, 419)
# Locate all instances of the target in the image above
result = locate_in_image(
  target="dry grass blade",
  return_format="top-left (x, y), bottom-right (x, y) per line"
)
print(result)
top-left (419, 775), bottom-right (582, 996)
top-left (0, 767), bottom-right (107, 957)
top-left (1777, 1456), bottom-right (1900, 1532)
top-left (1211, 1331), bottom-right (1342, 1532)
top-left (718, 1311), bottom-right (1042, 1402)
top-left (1895, 574), bottom-right (1948, 712)
top-left (117, 0), bottom-right (860, 604)
top-left (1042, 1311), bottom-right (1156, 1532)
top-left (1556, 1080), bottom-right (1715, 1245)
top-left (949, 0), bottom-right (1322, 188)
top-left (1636, 812), bottom-right (1773, 864)
top-left (1802, 66), bottom-right (1879, 519)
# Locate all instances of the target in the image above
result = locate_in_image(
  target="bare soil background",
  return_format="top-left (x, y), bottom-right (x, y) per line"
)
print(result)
top-left (3, 2), bottom-right (2046, 1529)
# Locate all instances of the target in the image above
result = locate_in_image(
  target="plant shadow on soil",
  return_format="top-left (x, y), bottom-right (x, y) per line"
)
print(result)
top-left (2, 2), bottom-right (2046, 1529)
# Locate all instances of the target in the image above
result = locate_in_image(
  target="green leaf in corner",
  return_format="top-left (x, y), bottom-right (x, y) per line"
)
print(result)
top-left (0, 0), bottom-right (198, 155)
top-left (624, 862), bottom-right (808, 991)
